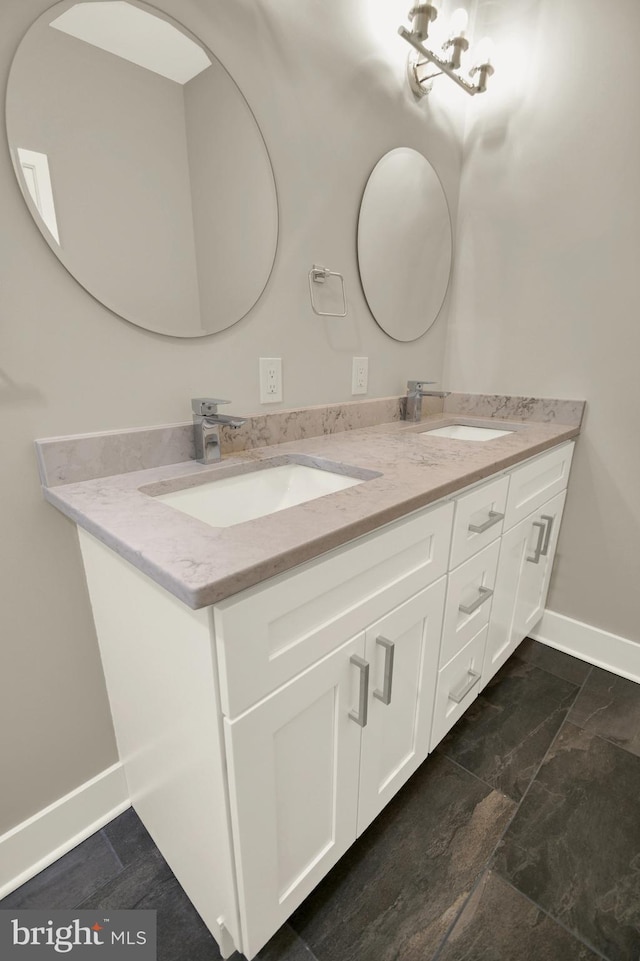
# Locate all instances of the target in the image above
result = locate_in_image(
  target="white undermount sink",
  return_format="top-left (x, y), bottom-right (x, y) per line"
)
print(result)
top-left (421, 424), bottom-right (514, 442)
top-left (152, 461), bottom-right (366, 528)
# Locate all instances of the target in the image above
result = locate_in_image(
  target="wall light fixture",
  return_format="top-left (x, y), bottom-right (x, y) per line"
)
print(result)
top-left (398, 4), bottom-right (494, 98)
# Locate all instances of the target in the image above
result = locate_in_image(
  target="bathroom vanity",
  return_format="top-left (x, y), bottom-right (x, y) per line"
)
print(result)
top-left (36, 398), bottom-right (582, 959)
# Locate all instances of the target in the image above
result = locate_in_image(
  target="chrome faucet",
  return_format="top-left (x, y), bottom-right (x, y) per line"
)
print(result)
top-left (191, 398), bottom-right (247, 464)
top-left (404, 380), bottom-right (451, 422)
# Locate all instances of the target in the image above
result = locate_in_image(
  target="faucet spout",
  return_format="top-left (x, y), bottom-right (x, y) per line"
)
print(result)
top-left (404, 380), bottom-right (451, 422)
top-left (191, 397), bottom-right (247, 464)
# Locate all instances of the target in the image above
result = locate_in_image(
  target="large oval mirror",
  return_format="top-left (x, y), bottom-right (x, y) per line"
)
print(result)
top-left (357, 147), bottom-right (452, 342)
top-left (6, 0), bottom-right (278, 337)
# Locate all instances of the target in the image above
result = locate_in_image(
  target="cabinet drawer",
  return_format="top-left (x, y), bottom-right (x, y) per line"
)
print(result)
top-left (430, 624), bottom-right (487, 751)
top-left (440, 539), bottom-right (500, 668)
top-left (214, 501), bottom-right (454, 717)
top-left (450, 475), bottom-right (509, 568)
top-left (504, 442), bottom-right (574, 530)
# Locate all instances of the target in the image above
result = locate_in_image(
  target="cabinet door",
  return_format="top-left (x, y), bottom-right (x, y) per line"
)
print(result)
top-left (357, 578), bottom-right (446, 836)
top-left (223, 634), bottom-right (365, 959)
top-left (484, 490), bottom-right (567, 685)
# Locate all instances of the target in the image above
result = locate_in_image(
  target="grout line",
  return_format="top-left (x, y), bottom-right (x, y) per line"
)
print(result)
top-left (483, 659), bottom-right (590, 856)
top-left (99, 828), bottom-right (125, 874)
top-left (494, 873), bottom-right (612, 961)
top-left (436, 751), bottom-right (506, 799)
top-left (433, 661), bottom-right (593, 959)
top-left (284, 924), bottom-right (323, 961)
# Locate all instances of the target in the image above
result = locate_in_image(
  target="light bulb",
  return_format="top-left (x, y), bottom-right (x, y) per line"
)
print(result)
top-left (474, 36), bottom-right (494, 66)
top-left (449, 7), bottom-right (468, 39)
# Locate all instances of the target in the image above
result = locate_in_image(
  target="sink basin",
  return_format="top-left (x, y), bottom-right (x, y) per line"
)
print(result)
top-left (152, 461), bottom-right (366, 528)
top-left (421, 425), bottom-right (514, 442)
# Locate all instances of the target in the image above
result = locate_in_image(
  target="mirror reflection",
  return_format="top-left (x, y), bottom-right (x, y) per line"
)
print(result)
top-left (357, 147), bottom-right (452, 342)
top-left (6, 0), bottom-right (279, 337)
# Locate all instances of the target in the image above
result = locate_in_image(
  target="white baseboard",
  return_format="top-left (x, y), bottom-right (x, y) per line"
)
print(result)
top-left (0, 763), bottom-right (130, 901)
top-left (531, 609), bottom-right (640, 684)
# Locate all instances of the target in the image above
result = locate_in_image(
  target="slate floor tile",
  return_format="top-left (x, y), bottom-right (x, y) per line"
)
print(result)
top-left (514, 637), bottom-right (592, 687)
top-left (77, 845), bottom-right (174, 911)
top-left (439, 657), bottom-right (579, 801)
top-left (289, 753), bottom-right (515, 961)
top-left (102, 806), bottom-right (159, 867)
top-left (0, 832), bottom-right (123, 910)
top-left (494, 723), bottom-right (640, 961)
top-left (436, 871), bottom-right (602, 961)
top-left (568, 666), bottom-right (640, 758)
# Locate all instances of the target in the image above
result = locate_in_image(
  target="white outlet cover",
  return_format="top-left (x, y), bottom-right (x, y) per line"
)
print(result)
top-left (259, 357), bottom-right (282, 403)
top-left (351, 357), bottom-right (368, 395)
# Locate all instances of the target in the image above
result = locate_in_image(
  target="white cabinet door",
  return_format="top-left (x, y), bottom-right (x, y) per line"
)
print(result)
top-left (484, 490), bottom-right (567, 685)
top-left (356, 577), bottom-right (446, 836)
top-left (223, 634), bottom-right (365, 959)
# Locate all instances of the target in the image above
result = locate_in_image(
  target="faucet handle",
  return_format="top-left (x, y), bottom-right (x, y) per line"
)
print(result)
top-left (407, 380), bottom-right (436, 392)
top-left (191, 397), bottom-right (230, 416)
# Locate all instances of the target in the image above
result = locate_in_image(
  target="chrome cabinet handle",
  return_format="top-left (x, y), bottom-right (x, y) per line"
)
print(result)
top-left (458, 585), bottom-right (493, 615)
top-left (449, 668), bottom-right (481, 704)
top-left (373, 636), bottom-right (395, 706)
top-left (349, 655), bottom-right (369, 728)
top-left (468, 510), bottom-right (504, 534)
top-left (527, 520), bottom-right (546, 564)
top-left (540, 514), bottom-right (554, 556)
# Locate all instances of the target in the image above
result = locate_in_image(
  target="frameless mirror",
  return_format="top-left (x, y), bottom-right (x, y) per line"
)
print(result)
top-left (6, 0), bottom-right (279, 337)
top-left (357, 147), bottom-right (452, 342)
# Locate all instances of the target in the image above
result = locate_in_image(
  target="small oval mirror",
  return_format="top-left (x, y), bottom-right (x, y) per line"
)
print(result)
top-left (357, 147), bottom-right (452, 342)
top-left (6, 0), bottom-right (279, 337)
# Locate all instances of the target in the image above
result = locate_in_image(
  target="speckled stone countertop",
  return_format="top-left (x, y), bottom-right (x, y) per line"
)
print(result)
top-left (36, 396), bottom-right (584, 609)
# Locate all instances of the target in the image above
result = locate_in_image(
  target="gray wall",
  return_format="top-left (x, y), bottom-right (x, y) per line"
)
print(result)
top-left (444, 0), bottom-right (640, 642)
top-left (0, 0), bottom-right (462, 834)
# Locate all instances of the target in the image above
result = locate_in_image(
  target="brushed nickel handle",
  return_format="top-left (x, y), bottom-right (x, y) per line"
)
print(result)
top-left (373, 636), bottom-right (395, 706)
top-left (527, 520), bottom-right (546, 564)
top-left (449, 668), bottom-right (481, 704)
top-left (468, 510), bottom-right (504, 534)
top-left (458, 585), bottom-right (493, 615)
top-left (349, 655), bottom-right (369, 728)
top-left (540, 514), bottom-right (554, 556)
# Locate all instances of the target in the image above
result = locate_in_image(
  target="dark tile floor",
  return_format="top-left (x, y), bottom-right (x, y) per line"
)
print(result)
top-left (3, 639), bottom-right (640, 961)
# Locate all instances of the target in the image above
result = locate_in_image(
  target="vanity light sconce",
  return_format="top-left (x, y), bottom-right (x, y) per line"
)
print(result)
top-left (398, 4), bottom-right (494, 98)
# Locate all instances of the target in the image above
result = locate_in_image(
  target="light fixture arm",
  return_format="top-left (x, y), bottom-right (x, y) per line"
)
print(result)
top-left (398, 25), bottom-right (494, 97)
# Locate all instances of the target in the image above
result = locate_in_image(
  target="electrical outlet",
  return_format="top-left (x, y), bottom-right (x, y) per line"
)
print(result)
top-left (351, 356), bottom-right (368, 395)
top-left (259, 357), bottom-right (282, 404)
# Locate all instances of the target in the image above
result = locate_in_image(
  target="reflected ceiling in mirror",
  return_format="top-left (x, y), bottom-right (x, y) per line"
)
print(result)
top-left (6, 0), bottom-right (279, 337)
top-left (357, 147), bottom-right (452, 342)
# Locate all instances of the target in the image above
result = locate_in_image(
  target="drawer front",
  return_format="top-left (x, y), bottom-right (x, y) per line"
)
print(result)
top-left (430, 624), bottom-right (487, 751)
top-left (450, 475), bottom-right (509, 568)
top-left (215, 501), bottom-right (454, 718)
top-left (504, 442), bottom-right (574, 530)
top-left (440, 539), bottom-right (500, 668)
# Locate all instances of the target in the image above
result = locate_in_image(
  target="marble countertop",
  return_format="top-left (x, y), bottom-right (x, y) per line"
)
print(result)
top-left (38, 407), bottom-right (581, 609)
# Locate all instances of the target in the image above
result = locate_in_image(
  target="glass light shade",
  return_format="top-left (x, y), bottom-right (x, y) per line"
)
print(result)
top-left (449, 7), bottom-right (468, 38)
top-left (474, 36), bottom-right (494, 66)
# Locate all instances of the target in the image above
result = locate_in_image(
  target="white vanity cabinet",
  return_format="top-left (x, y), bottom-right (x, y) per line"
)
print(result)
top-left (483, 442), bottom-right (574, 685)
top-left (223, 577), bottom-right (447, 957)
top-left (77, 440), bottom-right (575, 961)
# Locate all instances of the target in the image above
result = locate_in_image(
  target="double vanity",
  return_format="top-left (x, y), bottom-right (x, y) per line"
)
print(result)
top-left (36, 393), bottom-right (583, 959)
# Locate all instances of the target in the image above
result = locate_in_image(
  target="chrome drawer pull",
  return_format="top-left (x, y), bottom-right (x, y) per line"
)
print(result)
top-left (468, 510), bottom-right (504, 534)
top-left (349, 655), bottom-right (369, 728)
top-left (373, 636), bottom-right (395, 706)
top-left (527, 520), bottom-right (546, 564)
top-left (449, 668), bottom-right (481, 704)
top-left (458, 585), bottom-right (493, 615)
top-left (540, 514), bottom-right (554, 556)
